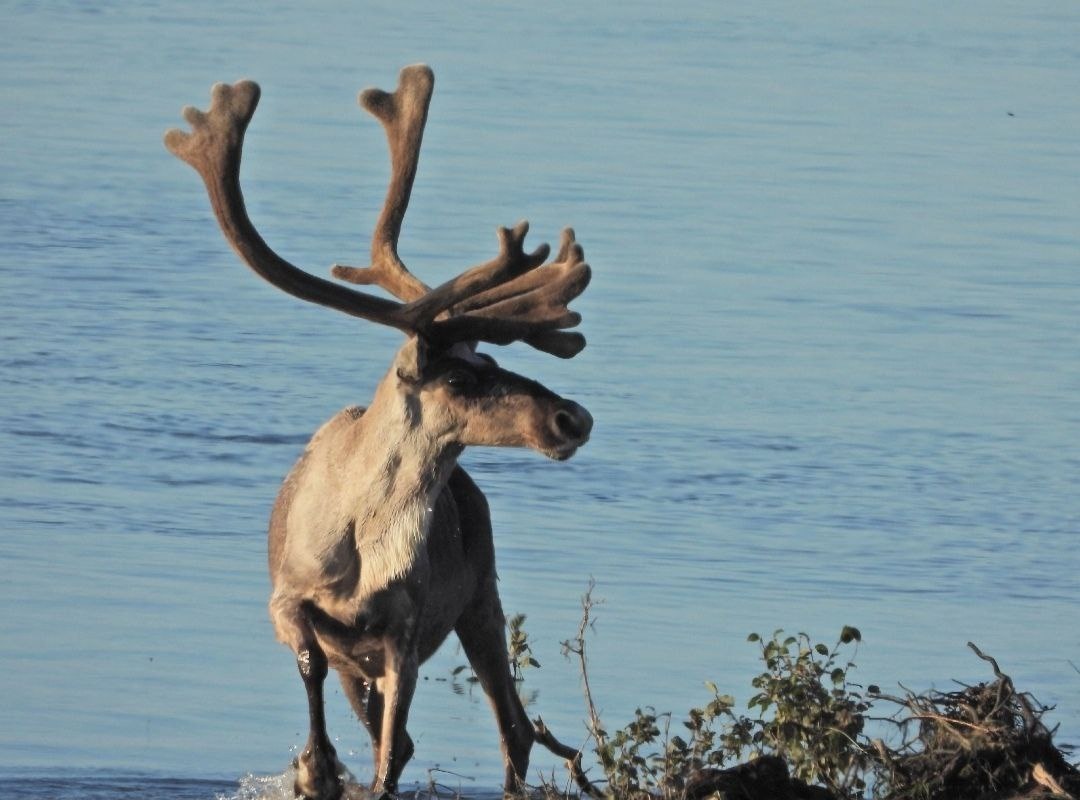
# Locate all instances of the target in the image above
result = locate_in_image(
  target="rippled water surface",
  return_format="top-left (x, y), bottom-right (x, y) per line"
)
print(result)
top-left (2, 1), bottom-right (1078, 796)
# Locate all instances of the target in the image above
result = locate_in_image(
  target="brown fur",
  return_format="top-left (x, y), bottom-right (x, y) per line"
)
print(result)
top-left (268, 350), bottom-right (591, 797)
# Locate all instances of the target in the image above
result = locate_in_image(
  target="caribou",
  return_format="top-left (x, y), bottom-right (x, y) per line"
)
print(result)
top-left (165, 65), bottom-right (594, 799)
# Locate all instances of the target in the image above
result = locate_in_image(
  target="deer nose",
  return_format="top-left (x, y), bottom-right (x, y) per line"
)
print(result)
top-left (553, 401), bottom-right (593, 444)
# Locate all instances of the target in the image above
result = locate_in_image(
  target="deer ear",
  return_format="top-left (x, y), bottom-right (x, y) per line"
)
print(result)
top-left (394, 335), bottom-right (429, 384)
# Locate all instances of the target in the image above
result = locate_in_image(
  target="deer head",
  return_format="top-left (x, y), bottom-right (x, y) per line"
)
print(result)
top-left (164, 65), bottom-right (592, 461)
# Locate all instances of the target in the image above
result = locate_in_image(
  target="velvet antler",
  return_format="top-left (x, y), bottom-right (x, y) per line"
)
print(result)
top-left (165, 66), bottom-right (589, 357)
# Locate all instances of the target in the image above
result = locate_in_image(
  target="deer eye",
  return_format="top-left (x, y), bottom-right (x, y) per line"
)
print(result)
top-left (444, 368), bottom-right (478, 390)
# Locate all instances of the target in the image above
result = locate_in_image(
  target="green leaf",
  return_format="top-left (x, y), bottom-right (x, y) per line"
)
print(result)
top-left (840, 625), bottom-right (862, 643)
top-left (815, 643), bottom-right (829, 655)
top-left (747, 632), bottom-right (760, 642)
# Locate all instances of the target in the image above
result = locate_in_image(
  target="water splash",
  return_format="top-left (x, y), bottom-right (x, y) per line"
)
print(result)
top-left (218, 766), bottom-right (375, 800)
top-left (215, 769), bottom-right (295, 800)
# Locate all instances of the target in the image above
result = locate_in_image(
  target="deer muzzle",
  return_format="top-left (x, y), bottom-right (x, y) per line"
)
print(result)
top-left (546, 400), bottom-right (593, 460)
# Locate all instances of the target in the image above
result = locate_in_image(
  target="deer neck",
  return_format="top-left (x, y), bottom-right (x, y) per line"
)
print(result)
top-left (339, 382), bottom-right (462, 592)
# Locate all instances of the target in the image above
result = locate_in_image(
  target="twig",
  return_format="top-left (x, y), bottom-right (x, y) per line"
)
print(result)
top-left (533, 716), bottom-right (603, 798)
top-left (907, 713), bottom-right (994, 735)
top-left (967, 642), bottom-right (1043, 736)
top-left (562, 579), bottom-right (607, 757)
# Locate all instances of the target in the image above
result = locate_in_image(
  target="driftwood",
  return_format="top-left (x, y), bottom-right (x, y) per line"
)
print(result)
top-left (683, 755), bottom-right (833, 800)
top-left (870, 643), bottom-right (1079, 800)
top-left (677, 645), bottom-right (1079, 800)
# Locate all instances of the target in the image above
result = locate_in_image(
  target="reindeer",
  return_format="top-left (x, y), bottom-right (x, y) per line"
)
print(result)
top-left (165, 65), bottom-right (594, 799)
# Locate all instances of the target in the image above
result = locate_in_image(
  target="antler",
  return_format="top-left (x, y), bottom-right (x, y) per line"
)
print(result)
top-left (332, 66), bottom-right (588, 357)
top-left (331, 65), bottom-right (433, 302)
top-left (163, 80), bottom-right (411, 332)
top-left (436, 227), bottom-right (590, 357)
top-left (164, 67), bottom-right (589, 357)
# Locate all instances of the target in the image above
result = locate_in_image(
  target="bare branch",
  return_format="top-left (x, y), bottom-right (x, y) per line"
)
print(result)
top-left (533, 717), bottom-right (605, 798)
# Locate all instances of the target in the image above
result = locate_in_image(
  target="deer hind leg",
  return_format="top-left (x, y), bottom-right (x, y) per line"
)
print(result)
top-left (364, 648), bottom-right (418, 797)
top-left (271, 599), bottom-right (345, 800)
top-left (456, 592), bottom-right (535, 793)
top-left (339, 674), bottom-right (415, 791)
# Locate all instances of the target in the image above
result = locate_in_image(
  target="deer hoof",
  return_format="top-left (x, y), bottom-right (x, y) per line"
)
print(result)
top-left (294, 742), bottom-right (345, 800)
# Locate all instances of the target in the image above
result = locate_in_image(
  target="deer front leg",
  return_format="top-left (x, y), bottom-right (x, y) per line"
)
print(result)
top-left (271, 598), bottom-right (346, 800)
top-left (295, 643), bottom-right (345, 800)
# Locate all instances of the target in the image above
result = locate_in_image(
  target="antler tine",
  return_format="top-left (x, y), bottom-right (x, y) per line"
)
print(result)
top-left (426, 227), bottom-right (591, 357)
top-left (454, 228), bottom-right (585, 314)
top-left (164, 80), bottom-right (412, 333)
top-left (520, 330), bottom-right (587, 359)
top-left (400, 220), bottom-right (550, 326)
top-left (445, 228), bottom-right (589, 358)
top-left (331, 64), bottom-right (433, 302)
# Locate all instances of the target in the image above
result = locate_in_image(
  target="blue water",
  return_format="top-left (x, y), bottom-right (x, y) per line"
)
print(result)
top-left (2, 1), bottom-right (1078, 797)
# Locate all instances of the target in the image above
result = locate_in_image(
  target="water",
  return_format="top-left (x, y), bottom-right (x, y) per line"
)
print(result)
top-left (2, 1), bottom-right (1078, 796)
